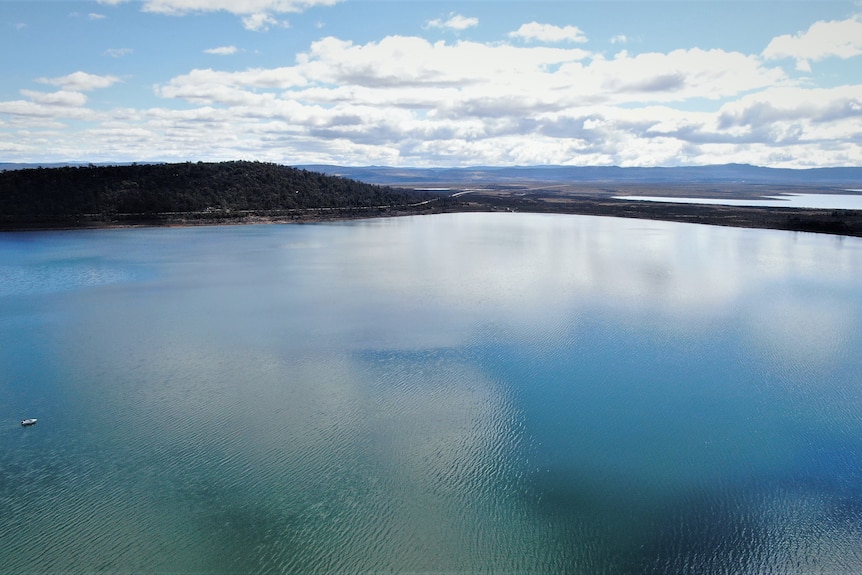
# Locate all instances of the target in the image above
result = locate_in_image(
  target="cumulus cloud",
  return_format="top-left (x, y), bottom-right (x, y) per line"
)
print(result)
top-left (37, 71), bottom-right (120, 91)
top-left (204, 45), bottom-right (239, 55)
top-left (140, 35), bottom-right (819, 167)
top-left (4, 18), bottom-right (862, 168)
top-left (0, 98), bottom-right (96, 121)
top-left (717, 86), bottom-right (862, 133)
top-left (594, 48), bottom-right (786, 101)
top-left (242, 13), bottom-right (283, 31)
top-left (509, 22), bottom-right (587, 43)
top-left (426, 13), bottom-right (478, 31)
top-left (762, 16), bottom-right (862, 71)
top-left (298, 36), bottom-right (591, 91)
top-left (156, 66), bottom-right (308, 102)
top-left (20, 89), bottom-right (88, 107)
top-left (4, 88), bottom-right (860, 167)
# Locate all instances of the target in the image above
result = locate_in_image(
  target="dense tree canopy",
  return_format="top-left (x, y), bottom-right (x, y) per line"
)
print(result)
top-left (0, 161), bottom-right (427, 224)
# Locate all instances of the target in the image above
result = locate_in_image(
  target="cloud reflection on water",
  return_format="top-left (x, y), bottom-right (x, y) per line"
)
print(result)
top-left (304, 214), bottom-right (862, 359)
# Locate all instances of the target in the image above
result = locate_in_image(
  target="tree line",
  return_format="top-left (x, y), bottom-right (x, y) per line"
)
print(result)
top-left (0, 161), bottom-right (432, 225)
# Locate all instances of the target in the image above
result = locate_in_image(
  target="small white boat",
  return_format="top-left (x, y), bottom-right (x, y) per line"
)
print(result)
top-left (21, 418), bottom-right (37, 426)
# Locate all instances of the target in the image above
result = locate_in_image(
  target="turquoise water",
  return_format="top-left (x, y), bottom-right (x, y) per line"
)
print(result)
top-left (2, 213), bottom-right (862, 573)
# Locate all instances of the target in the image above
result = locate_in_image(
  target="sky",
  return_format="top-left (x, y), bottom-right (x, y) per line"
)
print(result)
top-left (2, 1), bottom-right (862, 168)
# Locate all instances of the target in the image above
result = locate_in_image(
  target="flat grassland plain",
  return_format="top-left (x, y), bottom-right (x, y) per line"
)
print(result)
top-left (401, 180), bottom-right (862, 237)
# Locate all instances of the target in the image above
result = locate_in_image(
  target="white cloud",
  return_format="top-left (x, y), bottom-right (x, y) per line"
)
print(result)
top-left (137, 0), bottom-right (339, 30)
top-left (610, 34), bottom-right (627, 45)
top-left (242, 13), bottom-right (283, 31)
top-left (88, 13), bottom-right (107, 20)
top-left (141, 0), bottom-right (341, 16)
top-left (139, 36), bottom-right (821, 167)
top-left (762, 16), bottom-right (862, 71)
top-left (426, 13), bottom-right (479, 31)
top-left (294, 36), bottom-right (590, 91)
top-left (716, 85), bottom-right (862, 137)
top-left (105, 48), bottom-right (133, 58)
top-left (591, 48), bottom-right (787, 102)
top-left (20, 90), bottom-right (88, 107)
top-left (0, 98), bottom-right (96, 121)
top-left (4, 19), bottom-right (861, 168)
top-left (156, 66), bottom-right (309, 102)
top-left (37, 71), bottom-right (121, 91)
top-left (97, 0), bottom-right (128, 5)
top-left (3, 88), bottom-right (860, 167)
top-left (204, 45), bottom-right (239, 55)
top-left (509, 22), bottom-right (587, 43)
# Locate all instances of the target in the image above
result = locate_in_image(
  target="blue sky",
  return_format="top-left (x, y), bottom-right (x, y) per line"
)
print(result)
top-left (2, 1), bottom-right (862, 167)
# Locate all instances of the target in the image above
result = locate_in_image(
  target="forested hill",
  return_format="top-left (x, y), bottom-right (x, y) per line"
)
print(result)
top-left (0, 161), bottom-right (429, 228)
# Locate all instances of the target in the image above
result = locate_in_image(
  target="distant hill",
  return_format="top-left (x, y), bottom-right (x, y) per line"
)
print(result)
top-left (300, 164), bottom-right (862, 187)
top-left (5, 161), bottom-right (860, 186)
top-left (0, 161), bottom-right (426, 228)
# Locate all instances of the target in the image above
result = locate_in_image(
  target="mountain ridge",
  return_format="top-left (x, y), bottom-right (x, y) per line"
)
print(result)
top-left (299, 163), bottom-right (862, 186)
top-left (4, 162), bottom-right (861, 187)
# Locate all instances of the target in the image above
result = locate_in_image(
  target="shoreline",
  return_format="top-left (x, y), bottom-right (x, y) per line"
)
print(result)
top-left (452, 191), bottom-right (862, 237)
top-left (3, 190), bottom-right (862, 237)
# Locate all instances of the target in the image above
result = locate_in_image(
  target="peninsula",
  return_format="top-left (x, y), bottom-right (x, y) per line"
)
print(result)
top-left (2, 161), bottom-right (862, 237)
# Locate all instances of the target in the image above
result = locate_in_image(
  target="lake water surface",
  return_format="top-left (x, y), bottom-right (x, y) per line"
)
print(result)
top-left (3, 213), bottom-right (862, 573)
top-left (615, 192), bottom-right (862, 210)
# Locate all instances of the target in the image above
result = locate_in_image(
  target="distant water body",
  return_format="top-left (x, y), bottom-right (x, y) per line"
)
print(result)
top-left (3, 213), bottom-right (862, 573)
top-left (615, 191), bottom-right (862, 210)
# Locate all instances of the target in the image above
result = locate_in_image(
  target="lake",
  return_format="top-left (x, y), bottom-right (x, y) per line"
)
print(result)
top-left (615, 192), bottom-right (862, 210)
top-left (2, 213), bottom-right (862, 573)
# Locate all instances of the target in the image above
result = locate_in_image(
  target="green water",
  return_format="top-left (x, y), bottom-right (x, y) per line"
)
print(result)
top-left (2, 213), bottom-right (862, 573)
